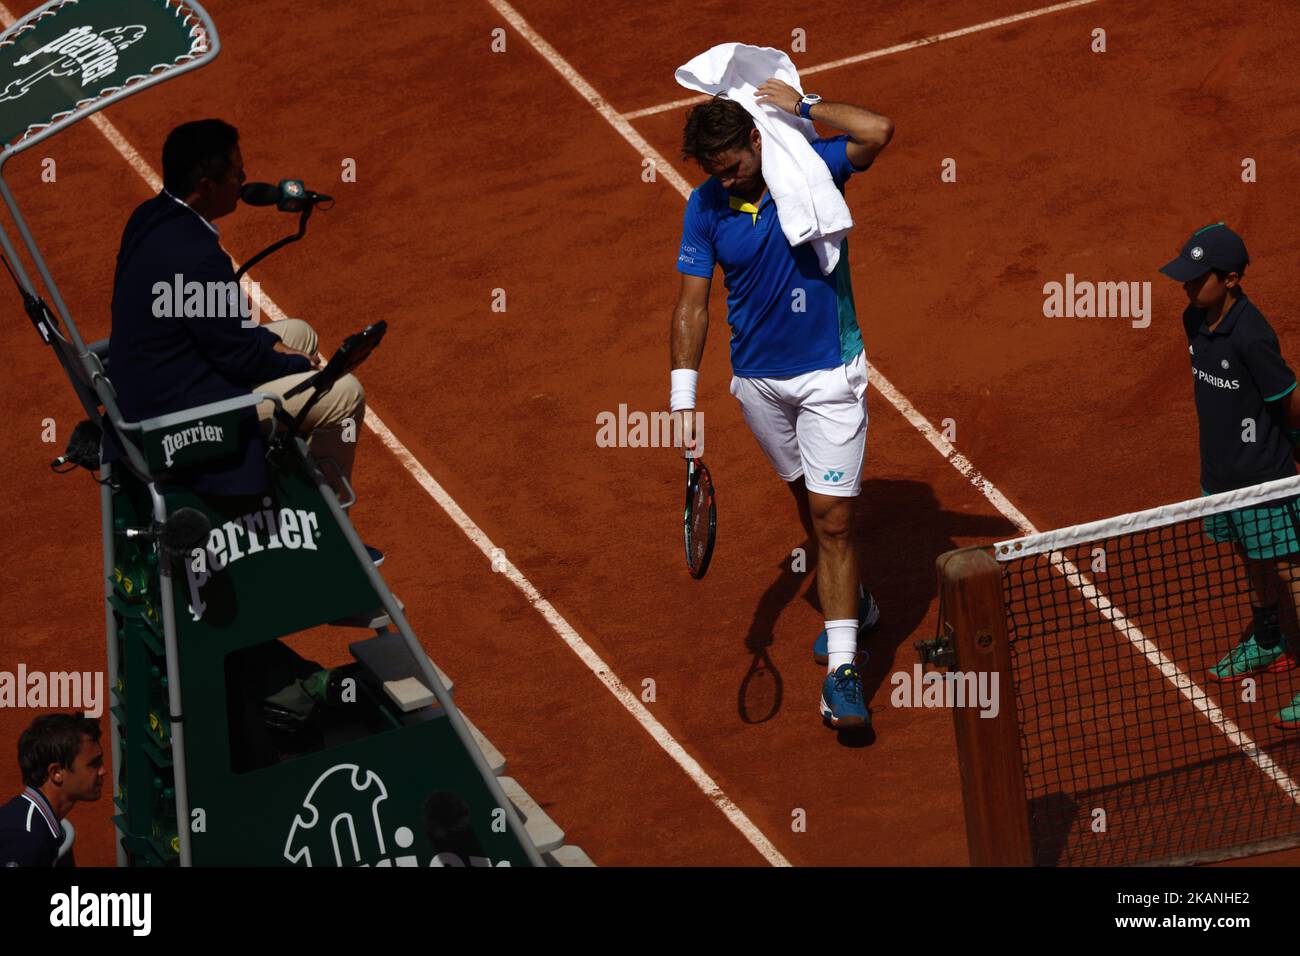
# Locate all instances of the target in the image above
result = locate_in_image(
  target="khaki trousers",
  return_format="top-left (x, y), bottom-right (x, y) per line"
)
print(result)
top-left (254, 319), bottom-right (365, 485)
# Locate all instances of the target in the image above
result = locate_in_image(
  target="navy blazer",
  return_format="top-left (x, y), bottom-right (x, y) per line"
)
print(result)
top-left (105, 193), bottom-right (312, 494)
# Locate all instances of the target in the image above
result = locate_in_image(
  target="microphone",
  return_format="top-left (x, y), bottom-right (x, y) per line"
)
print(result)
top-left (240, 182), bottom-right (281, 206)
top-left (240, 180), bottom-right (334, 212)
top-left (49, 419), bottom-right (102, 472)
top-left (158, 507), bottom-right (213, 564)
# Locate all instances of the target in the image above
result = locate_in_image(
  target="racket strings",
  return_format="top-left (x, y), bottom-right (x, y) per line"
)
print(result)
top-left (685, 462), bottom-right (716, 578)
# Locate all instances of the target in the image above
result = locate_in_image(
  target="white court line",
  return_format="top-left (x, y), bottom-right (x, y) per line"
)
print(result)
top-left (621, 0), bottom-right (1100, 120)
top-left (485, 0), bottom-right (1300, 827)
top-left (371, 423), bottom-right (794, 865)
top-left (0, 1), bottom-right (788, 869)
top-left (483, 0), bottom-right (694, 198)
top-left (870, 364), bottom-right (1037, 537)
top-left (860, 366), bottom-right (1295, 811)
top-left (488, 0), bottom-right (1042, 536)
top-left (485, 0), bottom-right (790, 868)
top-left (1045, 554), bottom-right (1300, 804)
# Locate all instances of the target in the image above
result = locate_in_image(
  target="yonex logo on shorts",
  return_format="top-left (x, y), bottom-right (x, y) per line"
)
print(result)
top-left (823, 470), bottom-right (844, 482)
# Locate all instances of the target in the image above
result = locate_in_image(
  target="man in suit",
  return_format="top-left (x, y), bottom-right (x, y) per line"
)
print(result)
top-left (108, 119), bottom-right (366, 498)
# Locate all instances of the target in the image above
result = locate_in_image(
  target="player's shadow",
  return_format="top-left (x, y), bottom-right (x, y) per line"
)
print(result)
top-left (738, 477), bottom-right (1019, 740)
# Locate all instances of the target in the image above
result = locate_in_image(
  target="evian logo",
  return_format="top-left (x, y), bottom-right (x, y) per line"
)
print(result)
top-left (185, 498), bottom-right (322, 622)
top-left (161, 420), bottom-right (224, 468)
top-left (2, 24), bottom-right (147, 102)
top-left (284, 764), bottom-right (509, 867)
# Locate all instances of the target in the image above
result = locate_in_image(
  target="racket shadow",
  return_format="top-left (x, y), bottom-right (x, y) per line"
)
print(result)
top-left (736, 536), bottom-right (807, 724)
top-left (734, 477), bottom-right (1020, 728)
top-left (738, 644), bottom-right (784, 724)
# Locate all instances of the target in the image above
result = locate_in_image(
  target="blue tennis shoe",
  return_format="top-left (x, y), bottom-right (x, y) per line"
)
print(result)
top-left (820, 663), bottom-right (870, 728)
top-left (812, 591), bottom-right (880, 665)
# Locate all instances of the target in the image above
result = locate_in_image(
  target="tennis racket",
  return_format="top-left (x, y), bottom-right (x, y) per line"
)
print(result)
top-left (684, 453), bottom-right (717, 578)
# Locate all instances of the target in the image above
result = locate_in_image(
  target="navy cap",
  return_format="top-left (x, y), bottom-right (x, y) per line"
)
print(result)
top-left (1159, 222), bottom-right (1249, 281)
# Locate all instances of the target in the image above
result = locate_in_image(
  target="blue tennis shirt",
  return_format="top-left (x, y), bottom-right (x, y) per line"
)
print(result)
top-left (676, 134), bottom-right (866, 378)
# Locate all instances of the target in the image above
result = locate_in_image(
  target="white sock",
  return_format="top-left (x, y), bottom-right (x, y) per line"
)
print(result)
top-left (825, 619), bottom-right (858, 672)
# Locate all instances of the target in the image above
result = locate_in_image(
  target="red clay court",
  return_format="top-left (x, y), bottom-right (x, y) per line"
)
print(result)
top-left (3, 0), bottom-right (1300, 866)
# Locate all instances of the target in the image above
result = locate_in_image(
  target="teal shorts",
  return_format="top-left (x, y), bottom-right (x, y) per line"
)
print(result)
top-left (1203, 494), bottom-right (1300, 560)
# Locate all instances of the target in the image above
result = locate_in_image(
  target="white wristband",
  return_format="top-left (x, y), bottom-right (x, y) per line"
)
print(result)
top-left (669, 368), bottom-right (698, 412)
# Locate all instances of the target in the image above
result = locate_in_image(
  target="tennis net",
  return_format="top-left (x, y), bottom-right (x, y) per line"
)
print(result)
top-left (936, 474), bottom-right (1300, 866)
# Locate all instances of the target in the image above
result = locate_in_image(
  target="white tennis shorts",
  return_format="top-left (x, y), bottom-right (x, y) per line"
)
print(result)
top-left (729, 350), bottom-right (869, 497)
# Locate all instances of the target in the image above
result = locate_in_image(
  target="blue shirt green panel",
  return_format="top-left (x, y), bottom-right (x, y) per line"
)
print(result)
top-left (676, 135), bottom-right (868, 378)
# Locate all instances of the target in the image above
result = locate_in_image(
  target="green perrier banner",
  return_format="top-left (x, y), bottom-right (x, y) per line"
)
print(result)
top-left (0, 0), bottom-right (210, 147)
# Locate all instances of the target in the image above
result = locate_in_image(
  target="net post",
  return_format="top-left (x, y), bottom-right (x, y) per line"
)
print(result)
top-left (936, 546), bottom-right (1033, 866)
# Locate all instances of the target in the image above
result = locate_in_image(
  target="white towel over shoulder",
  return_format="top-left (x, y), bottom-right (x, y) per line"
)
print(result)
top-left (675, 42), bottom-right (853, 274)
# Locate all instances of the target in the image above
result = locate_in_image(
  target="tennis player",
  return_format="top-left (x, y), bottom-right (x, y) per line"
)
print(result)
top-left (1160, 223), bottom-right (1300, 728)
top-left (670, 83), bottom-right (892, 728)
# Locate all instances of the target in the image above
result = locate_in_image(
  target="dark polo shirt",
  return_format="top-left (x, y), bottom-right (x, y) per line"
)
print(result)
top-left (0, 787), bottom-right (69, 867)
top-left (104, 192), bottom-right (312, 494)
top-left (1184, 293), bottom-right (1297, 494)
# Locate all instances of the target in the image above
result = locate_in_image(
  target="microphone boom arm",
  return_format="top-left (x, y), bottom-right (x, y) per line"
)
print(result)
top-left (234, 203), bottom-right (313, 282)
